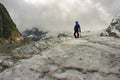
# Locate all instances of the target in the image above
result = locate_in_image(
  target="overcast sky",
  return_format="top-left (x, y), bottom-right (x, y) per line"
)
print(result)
top-left (1, 0), bottom-right (120, 33)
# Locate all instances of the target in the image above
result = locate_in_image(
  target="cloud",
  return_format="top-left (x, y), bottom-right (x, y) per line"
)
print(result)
top-left (0, 0), bottom-right (119, 33)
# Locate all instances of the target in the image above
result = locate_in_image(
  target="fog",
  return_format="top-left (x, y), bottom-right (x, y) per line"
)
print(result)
top-left (1, 0), bottom-right (120, 33)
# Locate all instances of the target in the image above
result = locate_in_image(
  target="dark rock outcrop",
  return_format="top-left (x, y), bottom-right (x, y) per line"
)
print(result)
top-left (0, 3), bottom-right (23, 43)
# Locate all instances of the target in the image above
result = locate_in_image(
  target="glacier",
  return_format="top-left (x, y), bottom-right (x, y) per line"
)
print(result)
top-left (0, 33), bottom-right (120, 80)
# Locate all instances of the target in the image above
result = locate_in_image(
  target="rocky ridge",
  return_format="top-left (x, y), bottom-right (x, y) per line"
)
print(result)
top-left (101, 14), bottom-right (120, 38)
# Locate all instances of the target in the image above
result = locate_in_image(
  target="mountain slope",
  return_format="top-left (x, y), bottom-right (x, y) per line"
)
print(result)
top-left (0, 34), bottom-right (120, 80)
top-left (0, 3), bottom-right (23, 43)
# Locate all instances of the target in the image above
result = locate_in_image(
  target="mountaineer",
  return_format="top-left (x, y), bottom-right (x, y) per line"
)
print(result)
top-left (74, 21), bottom-right (81, 38)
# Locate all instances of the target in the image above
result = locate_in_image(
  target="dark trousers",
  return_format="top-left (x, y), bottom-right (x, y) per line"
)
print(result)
top-left (74, 28), bottom-right (79, 38)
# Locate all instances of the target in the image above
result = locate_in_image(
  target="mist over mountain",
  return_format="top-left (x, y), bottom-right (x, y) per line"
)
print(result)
top-left (22, 27), bottom-right (48, 41)
top-left (1, 0), bottom-right (120, 32)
